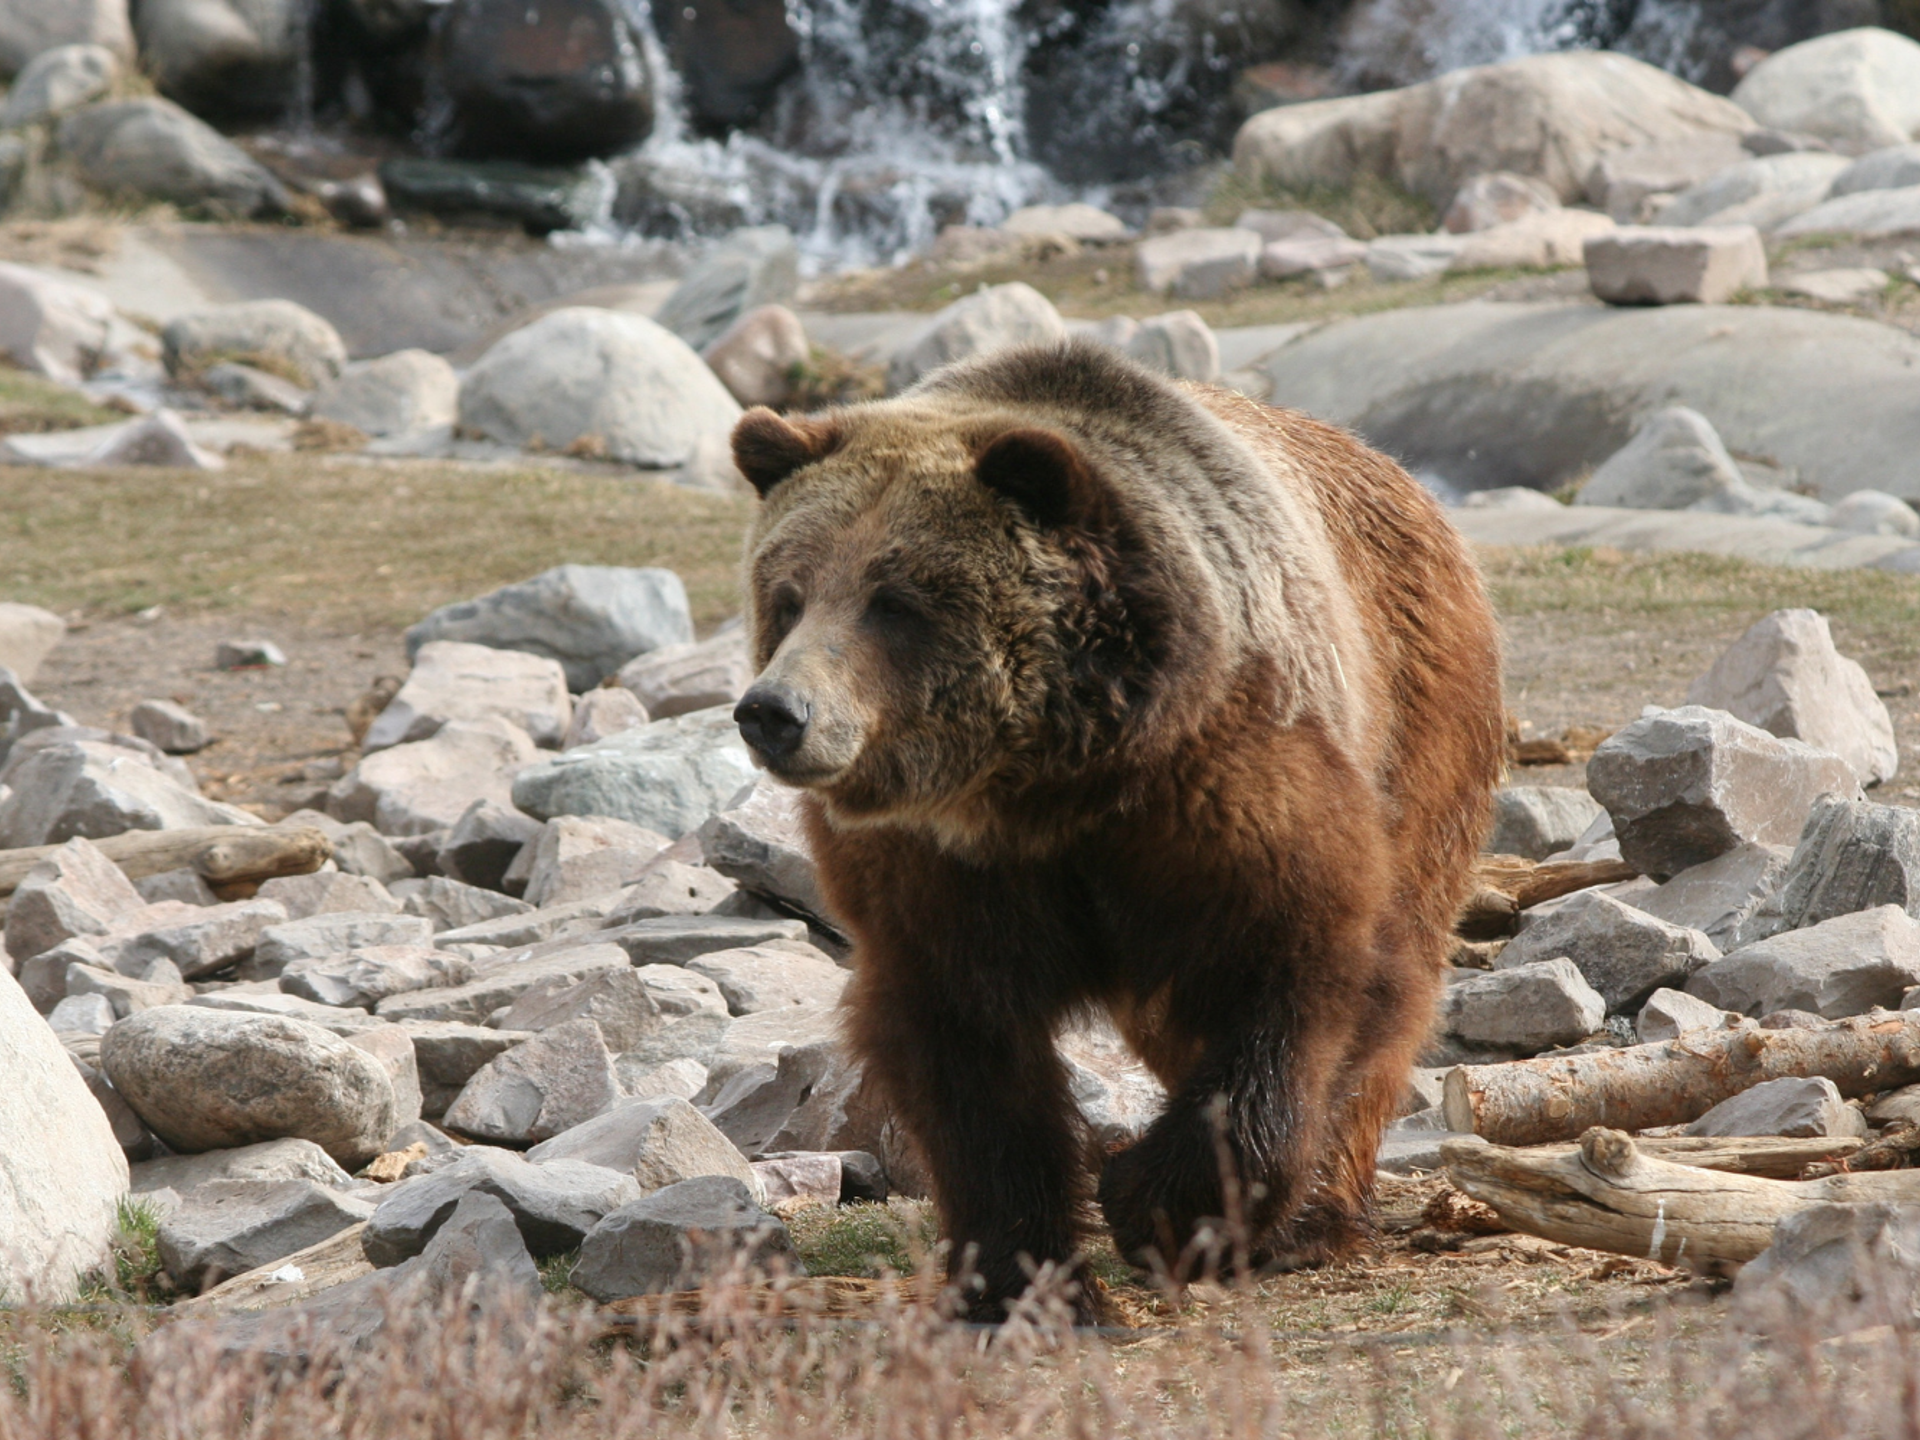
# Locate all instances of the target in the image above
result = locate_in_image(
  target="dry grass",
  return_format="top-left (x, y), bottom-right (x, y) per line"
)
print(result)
top-left (0, 367), bottom-right (125, 436)
top-left (0, 453), bottom-right (756, 633)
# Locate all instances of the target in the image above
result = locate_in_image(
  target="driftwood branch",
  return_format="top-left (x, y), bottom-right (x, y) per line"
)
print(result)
top-left (1630, 1134), bottom-right (1866, 1179)
top-left (1457, 855), bottom-right (1640, 938)
top-left (1443, 1013), bottom-right (1920, 1145)
top-left (1443, 1129), bottom-right (1920, 1270)
top-left (0, 826), bottom-right (331, 899)
top-left (1800, 1121), bottom-right (1920, 1179)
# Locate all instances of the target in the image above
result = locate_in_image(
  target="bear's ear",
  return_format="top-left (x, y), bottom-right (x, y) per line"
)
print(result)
top-left (732, 408), bottom-right (839, 497)
top-left (974, 427), bottom-right (1107, 530)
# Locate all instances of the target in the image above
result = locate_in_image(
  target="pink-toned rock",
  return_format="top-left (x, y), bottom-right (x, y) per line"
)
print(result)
top-left (1585, 224), bottom-right (1769, 304)
top-left (701, 304), bottom-right (808, 409)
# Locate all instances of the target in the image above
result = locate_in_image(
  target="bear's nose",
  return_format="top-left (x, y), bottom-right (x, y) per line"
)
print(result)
top-left (735, 683), bottom-right (811, 763)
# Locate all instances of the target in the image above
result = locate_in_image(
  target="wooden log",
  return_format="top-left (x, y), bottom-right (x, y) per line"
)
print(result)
top-left (1631, 1134), bottom-right (1866, 1179)
top-left (1444, 1128), bottom-right (1920, 1270)
top-left (1457, 855), bottom-right (1640, 938)
top-left (1443, 1013), bottom-right (1920, 1145)
top-left (1800, 1121), bottom-right (1920, 1179)
top-left (0, 825), bottom-right (331, 899)
top-left (169, 1223), bottom-right (374, 1316)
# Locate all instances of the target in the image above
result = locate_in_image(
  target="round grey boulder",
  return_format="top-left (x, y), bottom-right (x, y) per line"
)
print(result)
top-left (311, 349), bottom-right (458, 437)
top-left (0, 43), bottom-right (119, 128)
top-left (57, 97), bottom-right (288, 218)
top-left (458, 307), bottom-right (741, 467)
top-left (102, 1005), bottom-right (398, 1167)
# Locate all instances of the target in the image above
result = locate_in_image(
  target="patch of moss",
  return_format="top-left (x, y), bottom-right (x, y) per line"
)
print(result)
top-left (787, 1200), bottom-right (940, 1279)
top-left (0, 366), bottom-right (123, 436)
top-left (75, 1198), bottom-right (171, 1305)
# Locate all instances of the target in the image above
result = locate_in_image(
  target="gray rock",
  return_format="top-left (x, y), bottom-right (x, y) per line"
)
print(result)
top-left (597, 913), bottom-right (811, 968)
top-left (1829, 143), bottom-right (1920, 198)
top-left (0, 4), bottom-right (131, 80)
top-left (213, 639), bottom-right (285, 670)
top-left (1829, 489), bottom-right (1920, 538)
top-left (436, 799), bottom-right (542, 893)
top-left (0, 964), bottom-right (127, 1300)
top-left (251, 912), bottom-right (434, 976)
top-left (186, 989), bottom-right (384, 1032)
top-left (101, 897), bottom-right (287, 980)
top-left (342, 1022), bottom-right (422, 1132)
top-left (157, 1178), bottom-right (376, 1291)
top-left (275, 809), bottom-right (413, 885)
top-left (701, 304), bottom-right (809, 409)
top-left (1732, 1201), bottom-right (1920, 1338)
top-left (1731, 28), bottom-right (1920, 156)
top-left (522, 814), bottom-right (671, 908)
top-left (655, 227), bottom-right (798, 352)
top-left (686, 941), bottom-right (847, 1017)
top-left (428, 897), bottom-right (613, 952)
top-left (1636, 985), bottom-right (1738, 1043)
top-left (1497, 888), bottom-right (1719, 1012)
top-left (1486, 785), bottom-right (1606, 860)
top-left (1059, 1019), bottom-right (1167, 1147)
top-left (1585, 224), bottom-right (1768, 305)
top-left (630, 963), bottom-right (729, 1019)
top-left (697, 779), bottom-right (826, 920)
top-left (494, 967), bottom-right (662, 1052)
top-left (512, 706), bottom-right (756, 839)
top-left (279, 945), bottom-right (471, 1009)
top-left (379, 941), bottom-right (632, 1024)
top-left (617, 627), bottom-right (752, 721)
top-left (130, 1136), bottom-right (352, 1195)
top-left (330, 716), bottom-right (539, 838)
top-left (393, 875), bottom-right (531, 932)
top-left (1123, 310), bottom-right (1221, 383)
top-left (125, 699), bottom-right (208, 756)
top-left (1576, 406), bottom-right (1748, 510)
top-left (398, 1022), bottom-right (528, 1119)
top-left (1630, 841), bottom-right (1792, 950)
top-left (0, 737), bottom-right (260, 848)
top-left (526, 1094), bottom-right (755, 1195)
top-left (1686, 1075), bottom-right (1867, 1139)
top-left (408, 564), bottom-right (692, 696)
top-left (1134, 229), bottom-right (1261, 300)
top-left (1443, 958), bottom-right (1607, 1054)
top-left (162, 300), bottom-right (344, 387)
top-left (1870, 1084), bottom-right (1920, 1126)
top-left (361, 1145), bottom-right (638, 1265)
top-left (257, 870), bottom-right (399, 921)
top-left (571, 1175), bottom-right (799, 1302)
top-left (460, 309), bottom-right (741, 469)
top-left (1745, 796), bottom-right (1920, 943)
top-left (563, 687), bottom-right (649, 749)
top-left (48, 992), bottom-right (115, 1035)
top-left (2, 835), bottom-right (145, 967)
top-left (0, 605), bottom-right (64, 686)
top-left (0, 263), bottom-right (116, 390)
top-left (1686, 609), bottom-right (1897, 787)
top-left (58, 97), bottom-right (287, 217)
top-left (202, 361), bottom-right (310, 415)
top-left (886, 282), bottom-right (1067, 392)
top-left (1586, 705), bottom-right (1861, 879)
top-left (1688, 905), bottom-right (1920, 1018)
top-left (1653, 152), bottom-right (1849, 228)
top-left (1365, 232), bottom-right (1471, 281)
top-left (442, 1017), bottom-right (620, 1144)
top-left (134, 868), bottom-right (218, 906)
top-left (605, 861), bottom-right (737, 922)
top-left (135, 0), bottom-right (308, 123)
top-left (81, 409), bottom-right (225, 470)
top-left (698, 1033), bottom-right (839, 1157)
top-left (364, 640), bottom-right (571, 753)
top-left (101, 1005), bottom-right (397, 1167)
top-left (1444, 170), bottom-right (1561, 232)
top-left (66, 957), bottom-right (187, 1015)
top-left (619, 1055), bottom-right (709, 1101)
top-left (310, 350), bottom-right (457, 438)
top-left (751, 1153), bottom-right (841, 1205)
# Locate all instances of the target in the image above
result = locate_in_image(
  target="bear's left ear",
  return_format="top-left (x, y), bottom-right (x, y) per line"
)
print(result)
top-left (732, 408), bottom-right (841, 498)
top-left (974, 427), bottom-right (1109, 531)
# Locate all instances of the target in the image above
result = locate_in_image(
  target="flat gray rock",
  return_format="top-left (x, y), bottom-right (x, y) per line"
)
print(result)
top-left (252, 911), bottom-right (434, 977)
top-left (157, 1178), bottom-right (375, 1291)
top-left (361, 1145), bottom-right (638, 1265)
top-left (1631, 841), bottom-right (1792, 951)
top-left (0, 737), bottom-right (260, 848)
top-left (377, 941), bottom-right (630, 1024)
top-left (1688, 905), bottom-right (1920, 1018)
top-left (101, 897), bottom-right (288, 980)
top-left (604, 862), bottom-right (737, 922)
top-left (697, 779), bottom-right (828, 921)
top-left (257, 870), bottom-right (400, 921)
top-left (1443, 958), bottom-right (1607, 1055)
top-left (1685, 1076), bottom-right (1867, 1140)
top-left (1741, 796), bottom-right (1920, 944)
top-left (396, 1019), bottom-right (531, 1119)
top-left (2, 835), bottom-right (146, 967)
top-left (1732, 1200), bottom-right (1920, 1337)
top-left (511, 706), bottom-right (756, 839)
top-left (1486, 785), bottom-right (1605, 861)
top-left (596, 914), bottom-right (811, 967)
top-left (686, 941), bottom-right (847, 1016)
top-left (328, 716), bottom-right (538, 838)
top-left (363, 640), bottom-right (572, 753)
top-left (1497, 888), bottom-right (1719, 1012)
top-left (129, 1137), bottom-right (353, 1197)
top-left (279, 945), bottom-right (471, 1009)
top-left (1635, 986), bottom-right (1738, 1043)
top-left (441, 1017), bottom-right (620, 1145)
top-left (494, 966), bottom-right (662, 1052)
top-left (571, 1175), bottom-right (799, 1302)
top-left (436, 799), bottom-right (542, 893)
top-left (527, 1094), bottom-right (755, 1195)
top-left (521, 814), bottom-right (671, 908)
top-left (392, 875), bottom-right (531, 932)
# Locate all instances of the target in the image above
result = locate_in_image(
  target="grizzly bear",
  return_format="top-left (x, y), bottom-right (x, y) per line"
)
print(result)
top-left (729, 340), bottom-right (1503, 1321)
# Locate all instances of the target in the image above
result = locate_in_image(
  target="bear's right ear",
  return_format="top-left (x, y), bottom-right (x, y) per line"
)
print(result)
top-left (732, 408), bottom-right (839, 497)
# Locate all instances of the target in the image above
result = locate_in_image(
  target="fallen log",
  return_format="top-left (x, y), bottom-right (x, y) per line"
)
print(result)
top-left (1457, 855), bottom-right (1640, 938)
top-left (1444, 1129), bottom-right (1920, 1270)
top-left (1631, 1134), bottom-right (1866, 1179)
top-left (1443, 1013), bottom-right (1920, 1145)
top-left (169, 1223), bottom-right (373, 1316)
top-left (1800, 1121), bottom-right (1920, 1179)
top-left (0, 825), bottom-right (331, 900)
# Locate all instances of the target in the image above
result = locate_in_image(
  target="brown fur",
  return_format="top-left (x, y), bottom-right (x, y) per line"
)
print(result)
top-left (730, 341), bottom-right (1503, 1321)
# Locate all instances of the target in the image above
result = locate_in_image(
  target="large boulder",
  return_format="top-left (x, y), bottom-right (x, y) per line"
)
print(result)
top-left (886, 283), bottom-right (1066, 392)
top-left (0, 605), bottom-right (64, 684)
top-left (0, 737), bottom-right (260, 848)
top-left (0, 965), bottom-right (127, 1301)
top-left (101, 1006), bottom-right (398, 1167)
top-left (406, 566), bottom-right (692, 693)
top-left (459, 309), bottom-right (740, 468)
top-left (310, 350), bottom-right (458, 438)
top-left (0, 0), bottom-right (132, 78)
top-left (57, 97), bottom-right (288, 218)
top-left (511, 706), bottom-right (756, 839)
top-left (1686, 610), bottom-right (1897, 788)
top-left (1687, 905), bottom-right (1920, 1018)
top-left (1731, 28), bottom-right (1920, 156)
top-left (0, 262), bottom-right (117, 387)
top-left (1233, 51), bottom-right (1755, 209)
top-left (654, 227), bottom-right (798, 353)
top-left (0, 43), bottom-right (119, 130)
top-left (134, 0), bottom-right (304, 123)
top-left (429, 0), bottom-right (652, 162)
top-left (1652, 152), bottom-right (1851, 229)
top-left (363, 640), bottom-right (571, 753)
top-left (162, 300), bottom-right (346, 388)
top-left (328, 717), bottom-right (539, 837)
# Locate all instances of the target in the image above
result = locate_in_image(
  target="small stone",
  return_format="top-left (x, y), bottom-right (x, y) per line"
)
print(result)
top-left (1687, 1075), bottom-right (1867, 1141)
top-left (1869, 1084), bottom-right (1920, 1127)
top-left (1257, 235), bottom-right (1367, 281)
top-left (279, 945), bottom-right (471, 1009)
top-left (360, 1145), bottom-right (638, 1265)
top-left (103, 1006), bottom-right (398, 1166)
top-left (1002, 203), bottom-right (1128, 241)
top-left (1586, 705), bottom-right (1861, 879)
top-left (571, 1175), bottom-right (799, 1301)
top-left (1443, 958), bottom-right (1607, 1055)
top-left (686, 941), bottom-right (847, 1017)
top-left (605, 862), bottom-right (737, 923)
top-left (1732, 1200), bottom-right (1920, 1338)
top-left (631, 963), bottom-right (729, 1019)
top-left (364, 640), bottom-right (571, 754)
top-left (700, 304), bottom-right (809, 409)
top-left (696, 779), bottom-right (823, 920)
top-left (495, 967), bottom-right (662, 1052)
top-left (751, 1153), bottom-right (840, 1205)
top-left (310, 350), bottom-right (458, 438)
top-left (1122, 310), bottom-right (1221, 382)
top-left (886, 282), bottom-right (1066, 391)
top-left (1486, 786), bottom-right (1607, 861)
top-left (1780, 267), bottom-right (1890, 304)
top-left (1233, 209), bottom-right (1345, 245)
top-left (1496, 889), bottom-right (1718, 1012)
top-left (655, 227), bottom-right (798, 352)
top-left (84, 408), bottom-right (228, 468)
top-left (442, 1017), bottom-right (620, 1145)
top-left (202, 362), bottom-right (310, 416)
top-left (1631, 841), bottom-right (1792, 951)
top-left (424, 898), bottom-right (613, 954)
top-left (396, 1019), bottom-right (531, 1119)
top-left (616, 628), bottom-right (752, 722)
top-left (0, 603), bottom-right (66, 684)
top-left (698, 1038), bottom-right (837, 1156)
top-left (65, 957), bottom-right (188, 1015)
top-left (99, 897), bottom-right (287, 980)
top-left (1686, 610), bottom-right (1897, 788)
top-left (1688, 905), bottom-right (1920, 1018)
top-left (276, 809), bottom-right (413, 885)
top-left (48, 991), bottom-right (116, 1035)
top-left (526, 1094), bottom-right (755, 1195)
top-left (163, 300), bottom-right (345, 388)
top-left (1744, 796), bottom-right (1920, 942)
top-left (597, 913), bottom-right (811, 968)
top-left (1585, 224), bottom-right (1768, 305)
top-left (215, 639), bottom-right (286, 670)
top-left (131, 868), bottom-right (216, 906)
top-left (329, 716), bottom-right (539, 838)
top-left (157, 1178), bottom-right (376, 1291)
top-left (1443, 171), bottom-right (1560, 232)
top-left (1449, 209), bottom-right (1614, 271)
top-left (393, 875), bottom-right (531, 932)
top-left (2, 835), bottom-right (145, 968)
top-left (1134, 228), bottom-right (1261, 300)
top-left (381, 944), bottom-right (635, 1028)
top-left (1364, 232), bottom-right (1470, 281)
top-left (435, 799), bottom-right (542, 893)
top-left (563, 687), bottom-right (649, 749)
top-left (256, 871), bottom-right (400, 921)
top-left (511, 706), bottom-right (756, 840)
top-left (1059, 1018), bottom-right (1167, 1147)
top-left (522, 814), bottom-right (672, 908)
top-left (251, 912), bottom-right (434, 977)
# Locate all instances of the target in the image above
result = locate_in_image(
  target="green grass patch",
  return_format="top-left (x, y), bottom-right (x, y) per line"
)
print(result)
top-left (0, 367), bottom-right (124, 436)
top-left (1202, 169), bottom-right (1437, 241)
top-left (74, 1199), bottom-right (171, 1306)
top-left (787, 1200), bottom-right (940, 1278)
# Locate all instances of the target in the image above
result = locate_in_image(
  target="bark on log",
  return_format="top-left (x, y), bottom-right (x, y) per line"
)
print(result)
top-left (1443, 1013), bottom-right (1920, 1145)
top-left (1800, 1121), bottom-right (1920, 1179)
top-left (1443, 1128), bottom-right (1920, 1270)
top-left (0, 826), bottom-right (331, 898)
top-left (1457, 855), bottom-right (1640, 937)
top-left (170, 1223), bottom-right (374, 1316)
top-left (1631, 1134), bottom-right (1865, 1179)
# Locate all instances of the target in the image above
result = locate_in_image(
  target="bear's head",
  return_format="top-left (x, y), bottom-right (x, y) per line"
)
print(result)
top-left (727, 390), bottom-right (1168, 848)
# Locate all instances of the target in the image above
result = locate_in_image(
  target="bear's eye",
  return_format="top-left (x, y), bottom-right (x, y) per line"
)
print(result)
top-left (866, 589), bottom-right (925, 630)
top-left (769, 591), bottom-right (804, 635)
